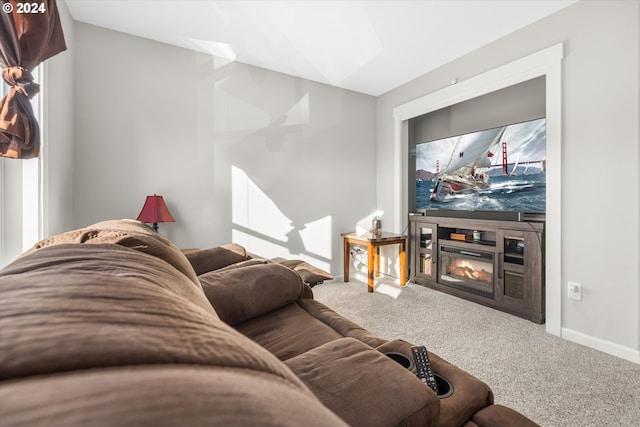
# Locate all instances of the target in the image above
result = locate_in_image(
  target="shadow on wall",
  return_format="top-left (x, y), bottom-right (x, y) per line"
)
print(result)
top-left (210, 63), bottom-right (376, 275)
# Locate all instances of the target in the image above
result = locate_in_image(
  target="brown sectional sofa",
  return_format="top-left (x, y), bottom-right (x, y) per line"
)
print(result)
top-left (0, 220), bottom-right (538, 426)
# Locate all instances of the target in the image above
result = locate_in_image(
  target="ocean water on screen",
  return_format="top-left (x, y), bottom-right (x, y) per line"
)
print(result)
top-left (416, 172), bottom-right (546, 213)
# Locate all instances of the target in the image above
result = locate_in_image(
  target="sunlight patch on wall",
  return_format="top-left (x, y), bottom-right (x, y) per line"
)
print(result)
top-left (232, 228), bottom-right (288, 259)
top-left (298, 215), bottom-right (332, 259)
top-left (231, 165), bottom-right (332, 272)
top-left (231, 228), bottom-right (330, 273)
top-left (231, 166), bottom-right (292, 242)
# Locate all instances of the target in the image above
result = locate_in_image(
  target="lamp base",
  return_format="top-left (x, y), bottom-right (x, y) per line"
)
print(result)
top-left (151, 222), bottom-right (159, 232)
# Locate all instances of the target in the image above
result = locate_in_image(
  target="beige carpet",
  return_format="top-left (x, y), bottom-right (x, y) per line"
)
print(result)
top-left (312, 277), bottom-right (640, 427)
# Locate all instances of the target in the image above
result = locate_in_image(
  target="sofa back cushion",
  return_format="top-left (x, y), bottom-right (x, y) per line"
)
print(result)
top-left (0, 244), bottom-right (305, 392)
top-left (199, 263), bottom-right (306, 325)
top-left (185, 244), bottom-right (250, 275)
top-left (0, 366), bottom-right (348, 427)
top-left (23, 219), bottom-right (199, 286)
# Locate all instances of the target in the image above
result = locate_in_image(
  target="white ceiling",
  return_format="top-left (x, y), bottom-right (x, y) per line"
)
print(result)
top-left (65, 0), bottom-right (576, 96)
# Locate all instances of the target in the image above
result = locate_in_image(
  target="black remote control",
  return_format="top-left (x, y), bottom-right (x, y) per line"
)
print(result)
top-left (411, 345), bottom-right (439, 394)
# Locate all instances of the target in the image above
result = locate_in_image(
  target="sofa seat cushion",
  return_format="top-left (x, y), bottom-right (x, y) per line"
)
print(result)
top-left (0, 366), bottom-right (348, 427)
top-left (285, 338), bottom-right (441, 427)
top-left (298, 299), bottom-right (387, 348)
top-left (234, 303), bottom-right (344, 361)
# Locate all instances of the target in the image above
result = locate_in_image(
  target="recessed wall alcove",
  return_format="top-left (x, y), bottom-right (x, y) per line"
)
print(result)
top-left (392, 43), bottom-right (563, 336)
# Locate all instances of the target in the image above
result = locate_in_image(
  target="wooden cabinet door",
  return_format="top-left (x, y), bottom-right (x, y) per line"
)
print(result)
top-left (416, 221), bottom-right (438, 282)
top-left (497, 229), bottom-right (544, 321)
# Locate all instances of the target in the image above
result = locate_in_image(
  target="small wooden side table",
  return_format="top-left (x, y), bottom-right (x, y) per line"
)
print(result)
top-left (341, 231), bottom-right (408, 293)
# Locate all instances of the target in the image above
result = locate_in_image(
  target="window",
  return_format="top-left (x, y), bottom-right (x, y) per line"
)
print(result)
top-left (0, 79), bottom-right (6, 265)
top-left (0, 67), bottom-right (42, 267)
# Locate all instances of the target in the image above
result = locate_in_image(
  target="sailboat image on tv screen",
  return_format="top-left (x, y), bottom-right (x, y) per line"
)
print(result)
top-left (430, 126), bottom-right (506, 201)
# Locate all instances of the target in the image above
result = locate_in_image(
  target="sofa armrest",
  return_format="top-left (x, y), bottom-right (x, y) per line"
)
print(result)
top-left (374, 339), bottom-right (494, 427)
top-left (469, 405), bottom-right (540, 427)
top-left (199, 263), bottom-right (307, 325)
top-left (285, 338), bottom-right (440, 427)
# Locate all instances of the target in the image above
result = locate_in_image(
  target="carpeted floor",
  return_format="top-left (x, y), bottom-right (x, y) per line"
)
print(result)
top-left (312, 277), bottom-right (640, 427)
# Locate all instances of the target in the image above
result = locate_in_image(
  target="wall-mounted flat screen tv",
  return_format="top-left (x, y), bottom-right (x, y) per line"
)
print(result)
top-left (415, 117), bottom-right (546, 219)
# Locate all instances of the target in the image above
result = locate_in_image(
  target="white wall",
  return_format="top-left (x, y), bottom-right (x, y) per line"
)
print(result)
top-left (376, 1), bottom-right (639, 361)
top-left (73, 23), bottom-right (377, 275)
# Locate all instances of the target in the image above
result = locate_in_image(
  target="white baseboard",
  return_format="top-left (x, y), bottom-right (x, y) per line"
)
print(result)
top-left (561, 327), bottom-right (640, 364)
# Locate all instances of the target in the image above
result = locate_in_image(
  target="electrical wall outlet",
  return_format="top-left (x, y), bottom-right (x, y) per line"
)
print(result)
top-left (568, 281), bottom-right (582, 301)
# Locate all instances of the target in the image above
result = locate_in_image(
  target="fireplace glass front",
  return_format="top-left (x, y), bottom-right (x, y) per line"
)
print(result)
top-left (439, 247), bottom-right (494, 298)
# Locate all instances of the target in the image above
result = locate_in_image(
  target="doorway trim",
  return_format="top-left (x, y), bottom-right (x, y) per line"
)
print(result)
top-left (392, 43), bottom-right (563, 337)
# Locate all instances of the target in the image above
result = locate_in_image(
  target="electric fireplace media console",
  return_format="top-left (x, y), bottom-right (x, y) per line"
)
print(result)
top-left (409, 215), bottom-right (545, 323)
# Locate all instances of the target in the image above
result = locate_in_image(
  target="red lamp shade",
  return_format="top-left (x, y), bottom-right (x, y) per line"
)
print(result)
top-left (136, 194), bottom-right (175, 232)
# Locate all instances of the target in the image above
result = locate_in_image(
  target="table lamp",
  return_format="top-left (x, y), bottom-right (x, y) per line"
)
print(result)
top-left (136, 194), bottom-right (175, 232)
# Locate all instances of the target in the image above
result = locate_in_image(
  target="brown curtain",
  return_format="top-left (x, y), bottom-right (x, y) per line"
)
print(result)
top-left (0, 0), bottom-right (66, 159)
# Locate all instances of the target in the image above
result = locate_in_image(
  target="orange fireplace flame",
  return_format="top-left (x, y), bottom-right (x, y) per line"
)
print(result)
top-left (448, 259), bottom-right (492, 285)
